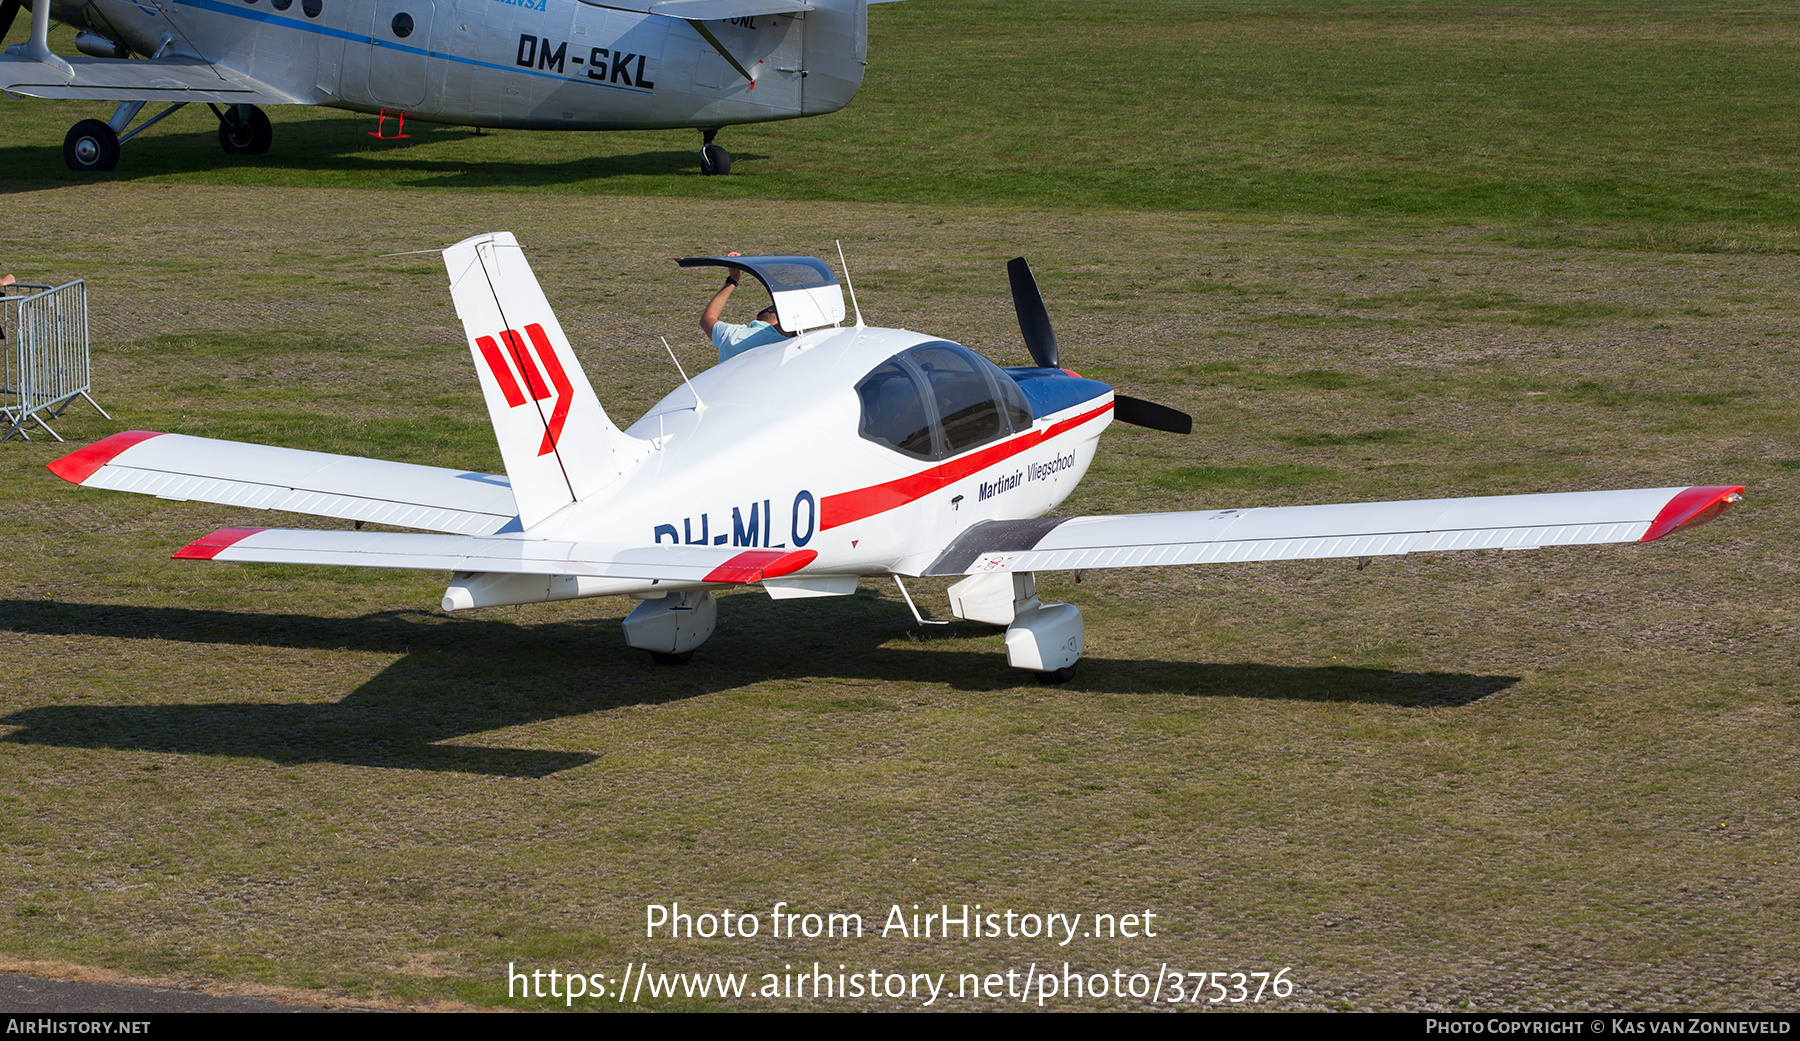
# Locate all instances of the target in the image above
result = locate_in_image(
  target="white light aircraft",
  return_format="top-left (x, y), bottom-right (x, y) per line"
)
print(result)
top-left (1, 0), bottom-right (892, 172)
top-left (48, 234), bottom-right (1744, 681)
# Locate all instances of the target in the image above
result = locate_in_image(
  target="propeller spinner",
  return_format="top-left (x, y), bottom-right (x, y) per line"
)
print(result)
top-left (1006, 257), bottom-right (1193, 435)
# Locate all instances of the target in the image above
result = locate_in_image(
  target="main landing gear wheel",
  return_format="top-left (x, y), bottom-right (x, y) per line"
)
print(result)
top-left (63, 120), bottom-right (120, 173)
top-left (217, 104), bottom-right (272, 155)
top-left (649, 650), bottom-right (694, 665)
top-left (700, 142), bottom-right (731, 176)
top-left (1036, 665), bottom-right (1077, 685)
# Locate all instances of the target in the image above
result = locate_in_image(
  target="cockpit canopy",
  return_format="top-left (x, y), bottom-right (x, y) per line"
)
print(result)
top-left (855, 341), bottom-right (1034, 461)
top-left (677, 254), bottom-right (845, 332)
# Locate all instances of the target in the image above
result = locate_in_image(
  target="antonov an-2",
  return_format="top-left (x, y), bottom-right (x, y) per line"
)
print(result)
top-left (1, 0), bottom-right (888, 172)
top-left (48, 234), bottom-right (1743, 681)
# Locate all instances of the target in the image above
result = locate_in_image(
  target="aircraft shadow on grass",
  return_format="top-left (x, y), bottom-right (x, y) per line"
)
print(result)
top-left (0, 598), bottom-right (1517, 777)
top-left (0, 118), bottom-right (754, 191)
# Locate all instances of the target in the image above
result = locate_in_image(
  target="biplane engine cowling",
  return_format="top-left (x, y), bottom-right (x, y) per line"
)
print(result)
top-left (74, 32), bottom-right (129, 58)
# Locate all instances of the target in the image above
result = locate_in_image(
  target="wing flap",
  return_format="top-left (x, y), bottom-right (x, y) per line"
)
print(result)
top-left (0, 54), bottom-right (304, 104)
top-left (50, 431), bottom-right (519, 536)
top-left (923, 486), bottom-right (1742, 576)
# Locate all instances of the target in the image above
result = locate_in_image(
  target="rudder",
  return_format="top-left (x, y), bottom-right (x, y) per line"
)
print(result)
top-left (443, 232), bottom-right (651, 529)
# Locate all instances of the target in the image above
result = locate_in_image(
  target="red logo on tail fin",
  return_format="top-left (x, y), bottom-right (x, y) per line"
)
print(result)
top-left (475, 323), bottom-right (574, 457)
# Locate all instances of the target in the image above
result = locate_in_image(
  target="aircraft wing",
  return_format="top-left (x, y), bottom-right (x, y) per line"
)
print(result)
top-left (922, 486), bottom-right (1744, 576)
top-left (48, 431), bottom-right (520, 536)
top-left (171, 527), bottom-right (819, 584)
top-left (0, 54), bottom-right (305, 104)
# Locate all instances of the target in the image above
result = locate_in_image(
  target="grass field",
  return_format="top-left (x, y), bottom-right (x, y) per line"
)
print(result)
top-left (2, 0), bottom-right (1797, 1012)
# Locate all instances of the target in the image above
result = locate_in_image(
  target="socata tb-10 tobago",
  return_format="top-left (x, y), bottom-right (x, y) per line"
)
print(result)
top-left (48, 234), bottom-right (1743, 681)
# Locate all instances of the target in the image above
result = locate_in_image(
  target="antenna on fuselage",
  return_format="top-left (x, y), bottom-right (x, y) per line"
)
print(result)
top-left (661, 336), bottom-right (705, 412)
top-left (836, 240), bottom-right (864, 329)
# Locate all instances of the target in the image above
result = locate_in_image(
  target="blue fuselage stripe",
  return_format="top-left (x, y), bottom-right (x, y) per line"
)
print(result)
top-left (173, 0), bottom-right (654, 95)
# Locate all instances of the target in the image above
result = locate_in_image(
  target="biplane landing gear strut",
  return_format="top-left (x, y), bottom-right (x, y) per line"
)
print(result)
top-left (63, 98), bottom-right (193, 172)
top-left (699, 127), bottom-right (730, 176)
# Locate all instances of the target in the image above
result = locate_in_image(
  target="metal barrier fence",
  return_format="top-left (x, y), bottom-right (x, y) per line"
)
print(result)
top-left (1, 279), bottom-right (109, 441)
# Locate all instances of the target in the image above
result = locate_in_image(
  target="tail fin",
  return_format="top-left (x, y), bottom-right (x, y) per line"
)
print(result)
top-left (443, 232), bottom-right (651, 530)
top-left (800, 0), bottom-right (869, 116)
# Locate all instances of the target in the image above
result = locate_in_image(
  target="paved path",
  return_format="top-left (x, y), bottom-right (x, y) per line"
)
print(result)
top-left (0, 974), bottom-right (364, 1013)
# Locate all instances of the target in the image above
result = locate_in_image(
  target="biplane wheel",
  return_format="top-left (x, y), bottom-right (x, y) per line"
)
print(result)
top-left (700, 142), bottom-right (731, 176)
top-left (1035, 664), bottom-right (1076, 685)
top-left (218, 105), bottom-right (273, 155)
top-left (64, 120), bottom-right (120, 173)
top-left (649, 650), bottom-right (694, 665)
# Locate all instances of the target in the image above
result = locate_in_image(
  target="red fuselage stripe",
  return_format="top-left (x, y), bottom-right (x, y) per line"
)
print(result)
top-left (820, 400), bottom-right (1113, 531)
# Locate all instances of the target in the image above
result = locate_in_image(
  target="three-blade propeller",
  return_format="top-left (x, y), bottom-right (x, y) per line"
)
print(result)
top-left (1006, 257), bottom-right (1193, 435)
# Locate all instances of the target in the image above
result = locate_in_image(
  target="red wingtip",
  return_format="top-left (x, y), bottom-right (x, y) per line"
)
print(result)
top-left (46, 430), bottom-right (164, 484)
top-left (172, 527), bottom-right (267, 560)
top-left (702, 548), bottom-right (819, 584)
top-left (1640, 486), bottom-right (1745, 543)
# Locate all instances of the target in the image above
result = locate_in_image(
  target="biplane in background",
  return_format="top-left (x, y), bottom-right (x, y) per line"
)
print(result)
top-left (1, 0), bottom-right (901, 172)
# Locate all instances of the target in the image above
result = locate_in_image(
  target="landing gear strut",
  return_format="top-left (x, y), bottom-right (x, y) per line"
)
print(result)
top-left (62, 99), bottom-right (192, 173)
top-left (944, 571), bottom-right (1086, 684)
top-left (623, 590), bottom-right (717, 664)
top-left (213, 104), bottom-right (272, 155)
top-left (699, 127), bottom-right (731, 176)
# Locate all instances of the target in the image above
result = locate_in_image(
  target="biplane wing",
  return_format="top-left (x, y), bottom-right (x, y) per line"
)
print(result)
top-left (0, 53), bottom-right (304, 105)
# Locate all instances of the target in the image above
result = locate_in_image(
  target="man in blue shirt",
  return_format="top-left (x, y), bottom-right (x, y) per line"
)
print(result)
top-left (700, 262), bottom-right (793, 362)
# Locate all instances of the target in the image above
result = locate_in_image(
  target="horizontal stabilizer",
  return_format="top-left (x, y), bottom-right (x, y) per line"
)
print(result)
top-left (172, 526), bottom-right (819, 585)
top-left (48, 431), bottom-right (518, 535)
top-left (0, 53), bottom-right (303, 104)
top-left (923, 486), bottom-right (1743, 576)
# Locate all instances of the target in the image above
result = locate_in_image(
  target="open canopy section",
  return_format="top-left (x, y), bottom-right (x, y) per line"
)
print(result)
top-left (680, 255), bottom-right (846, 333)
